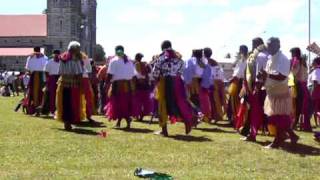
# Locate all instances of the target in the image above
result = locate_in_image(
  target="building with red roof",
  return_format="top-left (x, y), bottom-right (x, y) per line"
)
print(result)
top-left (0, 0), bottom-right (97, 71)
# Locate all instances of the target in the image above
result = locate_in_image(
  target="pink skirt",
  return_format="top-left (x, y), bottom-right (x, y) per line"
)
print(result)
top-left (131, 90), bottom-right (154, 117)
top-left (105, 80), bottom-right (133, 120)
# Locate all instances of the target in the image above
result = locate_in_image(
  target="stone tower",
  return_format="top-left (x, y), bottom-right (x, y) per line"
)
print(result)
top-left (46, 0), bottom-right (82, 53)
top-left (81, 0), bottom-right (97, 57)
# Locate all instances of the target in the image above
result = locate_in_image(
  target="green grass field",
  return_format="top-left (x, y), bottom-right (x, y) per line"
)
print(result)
top-left (0, 96), bottom-right (319, 179)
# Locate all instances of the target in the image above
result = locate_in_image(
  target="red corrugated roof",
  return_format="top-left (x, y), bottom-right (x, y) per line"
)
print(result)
top-left (0, 15), bottom-right (47, 37)
top-left (0, 48), bottom-right (34, 56)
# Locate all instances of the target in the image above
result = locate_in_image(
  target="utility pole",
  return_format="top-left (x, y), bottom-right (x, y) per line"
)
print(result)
top-left (308, 0), bottom-right (311, 65)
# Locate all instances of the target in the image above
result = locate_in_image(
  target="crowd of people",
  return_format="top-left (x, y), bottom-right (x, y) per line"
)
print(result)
top-left (0, 71), bottom-right (29, 97)
top-left (14, 37), bottom-right (320, 148)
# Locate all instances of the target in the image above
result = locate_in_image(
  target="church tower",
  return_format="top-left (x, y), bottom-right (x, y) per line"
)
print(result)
top-left (81, 0), bottom-right (97, 57)
top-left (46, 0), bottom-right (82, 52)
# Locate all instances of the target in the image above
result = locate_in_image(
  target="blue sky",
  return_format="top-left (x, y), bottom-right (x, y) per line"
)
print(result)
top-left (1, 0), bottom-right (320, 61)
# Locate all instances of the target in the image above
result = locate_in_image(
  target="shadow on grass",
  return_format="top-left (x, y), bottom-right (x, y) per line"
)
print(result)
top-left (169, 135), bottom-right (212, 142)
top-left (75, 121), bottom-right (106, 128)
top-left (279, 142), bottom-right (320, 156)
top-left (135, 119), bottom-right (159, 125)
top-left (38, 116), bottom-right (54, 120)
top-left (196, 127), bottom-right (236, 134)
top-left (114, 127), bottom-right (154, 134)
top-left (215, 122), bottom-right (234, 128)
top-left (56, 128), bottom-right (99, 136)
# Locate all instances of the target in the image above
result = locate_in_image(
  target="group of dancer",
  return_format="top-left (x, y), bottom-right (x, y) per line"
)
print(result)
top-left (20, 37), bottom-right (320, 148)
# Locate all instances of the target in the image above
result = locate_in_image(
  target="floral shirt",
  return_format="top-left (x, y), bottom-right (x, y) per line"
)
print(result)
top-left (152, 50), bottom-right (185, 78)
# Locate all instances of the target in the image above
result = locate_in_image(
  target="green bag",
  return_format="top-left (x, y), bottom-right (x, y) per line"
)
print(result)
top-left (134, 168), bottom-right (173, 180)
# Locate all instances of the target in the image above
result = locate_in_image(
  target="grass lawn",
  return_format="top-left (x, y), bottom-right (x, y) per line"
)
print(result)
top-left (0, 96), bottom-right (320, 179)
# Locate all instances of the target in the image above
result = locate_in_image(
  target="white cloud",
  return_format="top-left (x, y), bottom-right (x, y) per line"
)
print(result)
top-left (98, 0), bottom-right (313, 62)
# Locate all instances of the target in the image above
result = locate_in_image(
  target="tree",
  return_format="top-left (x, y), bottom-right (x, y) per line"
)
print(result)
top-left (94, 44), bottom-right (106, 62)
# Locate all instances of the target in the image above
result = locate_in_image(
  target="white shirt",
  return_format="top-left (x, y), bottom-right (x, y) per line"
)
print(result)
top-left (25, 55), bottom-right (48, 72)
top-left (233, 60), bottom-right (246, 78)
top-left (107, 56), bottom-right (135, 82)
top-left (265, 51), bottom-right (290, 77)
top-left (310, 68), bottom-right (320, 84)
top-left (211, 65), bottom-right (224, 81)
top-left (44, 59), bottom-right (60, 75)
top-left (82, 58), bottom-right (92, 78)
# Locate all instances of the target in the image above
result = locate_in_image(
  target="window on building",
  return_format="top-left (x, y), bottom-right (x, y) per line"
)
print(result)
top-left (59, 42), bottom-right (63, 49)
top-left (60, 20), bottom-right (63, 32)
top-left (71, 17), bottom-right (76, 35)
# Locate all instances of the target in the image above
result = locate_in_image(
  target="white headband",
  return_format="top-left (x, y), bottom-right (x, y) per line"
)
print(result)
top-left (68, 41), bottom-right (81, 50)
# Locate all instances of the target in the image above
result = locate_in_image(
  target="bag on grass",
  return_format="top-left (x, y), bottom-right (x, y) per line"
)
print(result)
top-left (134, 168), bottom-right (173, 180)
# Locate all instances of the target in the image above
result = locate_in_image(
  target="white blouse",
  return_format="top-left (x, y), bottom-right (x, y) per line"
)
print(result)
top-left (107, 56), bottom-right (135, 82)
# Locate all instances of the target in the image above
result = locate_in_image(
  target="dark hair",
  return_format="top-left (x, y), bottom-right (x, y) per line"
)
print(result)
top-left (290, 47), bottom-right (301, 58)
top-left (313, 57), bottom-right (320, 66)
top-left (203, 47), bottom-right (212, 58)
top-left (239, 45), bottom-right (248, 56)
top-left (53, 49), bottom-right (61, 54)
top-left (115, 45), bottom-right (124, 52)
top-left (252, 37), bottom-right (264, 50)
top-left (135, 53), bottom-right (144, 61)
top-left (268, 37), bottom-right (280, 45)
top-left (34, 47), bottom-right (41, 53)
top-left (192, 49), bottom-right (203, 59)
top-left (161, 40), bottom-right (172, 50)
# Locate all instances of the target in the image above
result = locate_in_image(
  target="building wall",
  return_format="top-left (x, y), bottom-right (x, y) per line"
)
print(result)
top-left (46, 0), bottom-right (82, 53)
top-left (0, 0), bottom-right (97, 71)
top-left (81, 0), bottom-right (97, 57)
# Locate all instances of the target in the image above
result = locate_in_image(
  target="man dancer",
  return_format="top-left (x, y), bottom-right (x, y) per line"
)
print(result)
top-left (82, 55), bottom-right (97, 123)
top-left (152, 40), bottom-right (195, 136)
top-left (43, 50), bottom-right (61, 116)
top-left (227, 45), bottom-right (247, 125)
top-left (184, 49), bottom-right (212, 123)
top-left (25, 47), bottom-right (48, 115)
top-left (132, 53), bottom-right (153, 121)
top-left (204, 47), bottom-right (226, 123)
top-left (240, 38), bottom-right (268, 141)
top-left (258, 37), bottom-right (299, 148)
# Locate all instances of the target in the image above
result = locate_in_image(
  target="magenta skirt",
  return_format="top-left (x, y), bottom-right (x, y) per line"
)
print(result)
top-left (131, 90), bottom-right (154, 117)
top-left (105, 81), bottom-right (133, 120)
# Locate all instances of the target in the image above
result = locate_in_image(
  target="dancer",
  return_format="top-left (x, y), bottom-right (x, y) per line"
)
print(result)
top-left (56, 41), bottom-right (85, 130)
top-left (43, 50), bottom-right (60, 116)
top-left (290, 48), bottom-right (312, 131)
top-left (238, 38), bottom-right (268, 141)
top-left (132, 53), bottom-right (153, 121)
top-left (25, 47), bottom-right (48, 115)
top-left (152, 40), bottom-right (195, 136)
top-left (105, 45), bottom-right (135, 129)
top-left (227, 45), bottom-right (247, 125)
top-left (258, 37), bottom-right (299, 148)
top-left (204, 48), bottom-right (226, 123)
top-left (184, 49), bottom-right (212, 123)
